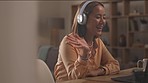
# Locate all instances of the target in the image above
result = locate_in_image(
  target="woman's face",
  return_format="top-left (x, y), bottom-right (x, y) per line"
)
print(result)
top-left (86, 5), bottom-right (106, 37)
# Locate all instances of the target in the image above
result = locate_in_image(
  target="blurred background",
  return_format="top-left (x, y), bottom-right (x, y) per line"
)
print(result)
top-left (0, 1), bottom-right (82, 83)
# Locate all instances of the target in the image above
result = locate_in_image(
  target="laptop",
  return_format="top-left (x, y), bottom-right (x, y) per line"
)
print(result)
top-left (111, 74), bottom-right (135, 83)
top-left (111, 62), bottom-right (148, 83)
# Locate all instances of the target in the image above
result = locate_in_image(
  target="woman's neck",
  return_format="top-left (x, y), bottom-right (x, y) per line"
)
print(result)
top-left (84, 34), bottom-right (94, 46)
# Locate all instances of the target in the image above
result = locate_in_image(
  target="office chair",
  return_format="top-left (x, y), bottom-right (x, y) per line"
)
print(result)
top-left (38, 45), bottom-right (51, 61)
top-left (36, 59), bottom-right (55, 83)
top-left (45, 47), bottom-right (58, 76)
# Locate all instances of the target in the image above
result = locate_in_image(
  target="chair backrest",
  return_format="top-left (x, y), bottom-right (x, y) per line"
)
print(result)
top-left (45, 47), bottom-right (59, 75)
top-left (38, 45), bottom-right (51, 61)
top-left (36, 59), bottom-right (55, 83)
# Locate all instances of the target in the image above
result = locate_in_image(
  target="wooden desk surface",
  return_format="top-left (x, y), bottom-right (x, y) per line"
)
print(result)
top-left (57, 68), bottom-right (135, 83)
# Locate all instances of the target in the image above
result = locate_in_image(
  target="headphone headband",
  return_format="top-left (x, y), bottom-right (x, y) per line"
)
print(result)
top-left (79, 1), bottom-right (93, 15)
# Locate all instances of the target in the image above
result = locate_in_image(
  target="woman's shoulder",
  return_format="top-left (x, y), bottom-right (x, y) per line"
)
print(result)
top-left (94, 38), bottom-right (105, 48)
top-left (60, 33), bottom-right (76, 45)
top-left (95, 38), bottom-right (103, 44)
top-left (62, 33), bottom-right (74, 41)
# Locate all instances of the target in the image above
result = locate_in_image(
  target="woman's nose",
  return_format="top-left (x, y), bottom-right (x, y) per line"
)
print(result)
top-left (99, 17), bottom-right (106, 25)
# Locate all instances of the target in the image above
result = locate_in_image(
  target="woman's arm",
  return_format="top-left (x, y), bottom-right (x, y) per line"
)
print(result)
top-left (60, 38), bottom-right (89, 80)
top-left (99, 39), bottom-right (120, 75)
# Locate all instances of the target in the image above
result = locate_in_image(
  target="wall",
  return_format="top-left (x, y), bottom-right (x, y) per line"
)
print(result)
top-left (0, 1), bottom-right (39, 83)
top-left (37, 1), bottom-right (82, 47)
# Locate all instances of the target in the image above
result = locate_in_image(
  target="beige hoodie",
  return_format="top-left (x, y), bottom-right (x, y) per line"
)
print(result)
top-left (54, 33), bottom-right (120, 82)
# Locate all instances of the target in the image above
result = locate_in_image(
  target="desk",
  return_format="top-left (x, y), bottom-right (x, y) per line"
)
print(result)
top-left (57, 68), bottom-right (135, 83)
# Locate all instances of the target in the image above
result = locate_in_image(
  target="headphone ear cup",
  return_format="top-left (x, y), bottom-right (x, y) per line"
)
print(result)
top-left (82, 13), bottom-right (87, 25)
top-left (77, 13), bottom-right (87, 25)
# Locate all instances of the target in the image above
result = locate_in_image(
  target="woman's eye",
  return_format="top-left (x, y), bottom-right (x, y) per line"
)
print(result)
top-left (103, 16), bottom-right (106, 19)
top-left (95, 15), bottom-right (106, 19)
top-left (96, 16), bottom-right (101, 19)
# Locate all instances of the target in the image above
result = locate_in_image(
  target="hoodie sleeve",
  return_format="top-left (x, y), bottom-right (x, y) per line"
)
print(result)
top-left (98, 39), bottom-right (120, 75)
top-left (59, 36), bottom-right (89, 80)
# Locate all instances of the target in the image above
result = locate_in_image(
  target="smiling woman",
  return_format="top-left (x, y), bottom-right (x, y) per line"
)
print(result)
top-left (54, 0), bottom-right (120, 82)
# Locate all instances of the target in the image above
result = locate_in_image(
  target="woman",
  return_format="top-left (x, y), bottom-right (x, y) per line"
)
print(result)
top-left (54, 0), bottom-right (120, 81)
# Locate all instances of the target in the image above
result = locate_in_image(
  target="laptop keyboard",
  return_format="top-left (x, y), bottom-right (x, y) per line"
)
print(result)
top-left (111, 75), bottom-right (135, 83)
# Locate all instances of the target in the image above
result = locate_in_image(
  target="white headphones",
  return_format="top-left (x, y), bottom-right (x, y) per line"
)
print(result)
top-left (77, 1), bottom-right (93, 25)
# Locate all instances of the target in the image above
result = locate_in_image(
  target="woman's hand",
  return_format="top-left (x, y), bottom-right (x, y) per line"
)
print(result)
top-left (86, 68), bottom-right (106, 77)
top-left (97, 67), bottom-right (106, 76)
top-left (78, 45), bottom-right (90, 59)
top-left (86, 70), bottom-right (99, 77)
top-left (67, 34), bottom-right (91, 59)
